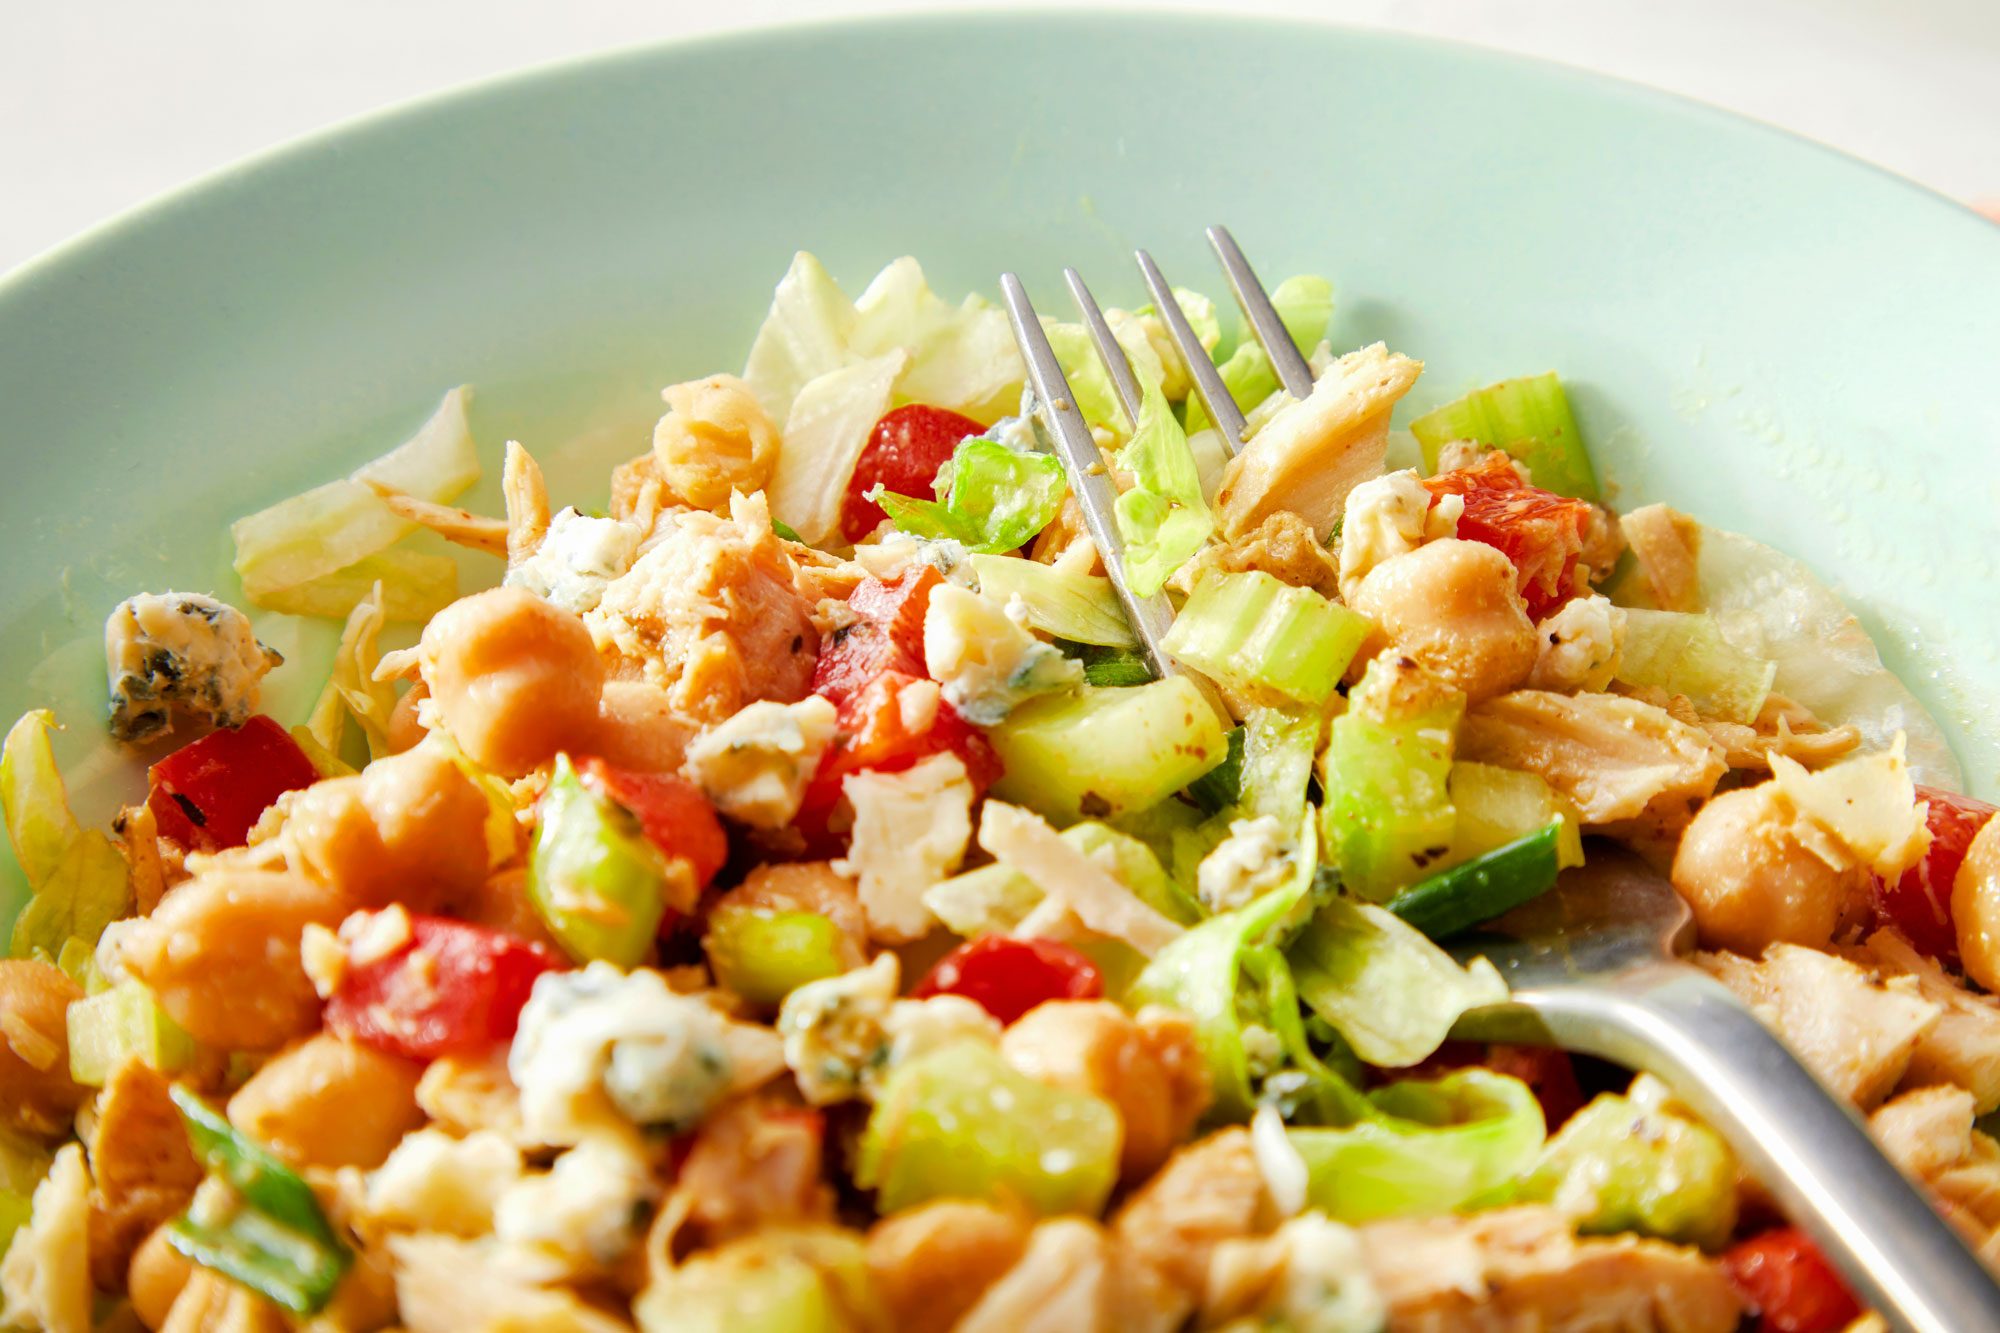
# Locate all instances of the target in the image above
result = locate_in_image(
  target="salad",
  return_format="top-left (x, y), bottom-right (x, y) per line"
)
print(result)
top-left (0, 251), bottom-right (1995, 1333)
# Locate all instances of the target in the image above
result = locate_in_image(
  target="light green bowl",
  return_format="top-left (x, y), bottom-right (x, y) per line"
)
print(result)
top-left (0, 13), bottom-right (1995, 922)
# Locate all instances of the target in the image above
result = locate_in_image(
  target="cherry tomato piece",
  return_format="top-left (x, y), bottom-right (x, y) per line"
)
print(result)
top-left (1872, 786), bottom-right (1998, 965)
top-left (810, 568), bottom-right (941, 708)
top-left (146, 714), bottom-right (323, 851)
top-left (577, 757), bottom-right (729, 891)
top-left (840, 405), bottom-right (986, 543)
top-left (325, 914), bottom-right (558, 1060)
top-left (1423, 453), bottom-right (1592, 620)
top-left (1720, 1228), bottom-right (1861, 1333)
top-left (796, 671), bottom-right (1001, 838)
top-left (914, 936), bottom-right (1104, 1025)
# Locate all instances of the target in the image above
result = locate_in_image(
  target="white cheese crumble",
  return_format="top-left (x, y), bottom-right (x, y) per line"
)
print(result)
top-left (836, 752), bottom-right (975, 943)
top-left (979, 801), bottom-right (1183, 957)
top-left (1335, 469), bottom-right (1461, 601)
top-left (922, 583), bottom-right (1082, 726)
top-left (104, 591), bottom-right (281, 741)
top-left (1771, 736), bottom-right (1931, 880)
top-left (851, 532), bottom-right (979, 587)
top-left (495, 1138), bottom-right (658, 1277)
top-left (365, 1128), bottom-right (523, 1236)
top-left (1528, 593), bottom-right (1627, 693)
top-left (775, 954), bottom-right (1000, 1106)
top-left (681, 695), bottom-right (838, 828)
top-left (504, 507), bottom-right (644, 614)
top-left (1196, 815), bottom-right (1298, 914)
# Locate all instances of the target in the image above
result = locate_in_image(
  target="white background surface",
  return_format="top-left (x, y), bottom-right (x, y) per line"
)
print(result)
top-left (4, 0), bottom-right (1999, 276)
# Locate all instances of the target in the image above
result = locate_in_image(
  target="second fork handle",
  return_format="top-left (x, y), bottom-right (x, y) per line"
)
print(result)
top-left (1471, 964), bottom-right (2000, 1333)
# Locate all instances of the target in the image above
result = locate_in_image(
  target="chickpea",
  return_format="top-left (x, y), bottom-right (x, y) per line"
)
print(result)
top-left (1952, 816), bottom-right (2000, 992)
top-left (285, 746), bottom-right (491, 913)
top-left (708, 862), bottom-right (867, 970)
top-left (1671, 784), bottom-right (1864, 953)
top-left (129, 1224), bottom-right (196, 1331)
top-left (866, 1200), bottom-right (1031, 1333)
top-left (455, 866), bottom-right (564, 953)
top-left (227, 1033), bottom-right (425, 1170)
top-left (1348, 538), bottom-right (1538, 704)
top-left (652, 374), bottom-right (780, 510)
top-left (588, 678), bottom-right (696, 774)
top-left (159, 1269), bottom-right (289, 1332)
top-left (386, 679), bottom-right (429, 754)
top-left (0, 959), bottom-right (86, 1139)
top-left (417, 587), bottom-right (606, 777)
top-left (120, 870), bottom-right (348, 1050)
top-left (1000, 1001), bottom-right (1210, 1180)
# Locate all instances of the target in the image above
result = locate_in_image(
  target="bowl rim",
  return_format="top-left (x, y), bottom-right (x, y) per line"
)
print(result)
top-left (3, 5), bottom-right (1994, 297)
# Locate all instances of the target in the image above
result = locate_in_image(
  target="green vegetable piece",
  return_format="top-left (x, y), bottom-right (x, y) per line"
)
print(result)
top-left (970, 555), bottom-right (1136, 650)
top-left (705, 908), bottom-right (848, 1007)
top-left (1111, 375), bottom-right (1215, 597)
top-left (1615, 608), bottom-right (1777, 725)
top-left (1055, 643), bottom-right (1153, 688)
top-left (529, 754), bottom-right (670, 967)
top-left (876, 439), bottom-right (1068, 555)
top-left (1443, 763), bottom-right (1584, 872)
top-left (771, 518), bottom-right (805, 544)
top-left (1386, 824), bottom-right (1563, 941)
top-left (1240, 944), bottom-right (1373, 1127)
top-left (1318, 658), bottom-right (1464, 902)
top-left (1237, 706), bottom-right (1321, 827)
top-left (988, 679), bottom-right (1228, 825)
top-left (634, 1226), bottom-right (882, 1333)
top-left (925, 820), bottom-right (1199, 943)
top-left (0, 1190), bottom-right (29, 1261)
top-left (1270, 275), bottom-right (1335, 354)
top-left (1290, 1069), bottom-right (1547, 1223)
top-left (857, 1042), bottom-right (1120, 1217)
top-left (3, 710), bottom-right (133, 959)
top-left (1514, 1087), bottom-right (1737, 1249)
top-left (68, 981), bottom-right (199, 1085)
top-left (1410, 371), bottom-right (1599, 502)
top-left (1184, 274), bottom-right (1331, 438)
top-left (1186, 726), bottom-right (1247, 815)
top-left (0, 1129), bottom-right (52, 1255)
top-left (1163, 570), bottom-right (1371, 709)
top-left (168, 1085), bottom-right (351, 1314)
top-left (53, 935), bottom-right (106, 993)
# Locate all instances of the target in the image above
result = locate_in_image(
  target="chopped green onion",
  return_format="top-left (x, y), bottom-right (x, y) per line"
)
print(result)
top-left (1615, 608), bottom-right (1777, 725)
top-left (970, 555), bottom-right (1136, 649)
top-left (988, 678), bottom-right (1228, 825)
top-left (876, 439), bottom-right (1067, 554)
top-left (1385, 823), bottom-right (1563, 940)
top-left (771, 518), bottom-right (804, 544)
top-left (1053, 642), bottom-right (1153, 688)
top-left (1317, 659), bottom-right (1464, 902)
top-left (704, 908), bottom-right (847, 1007)
top-left (67, 981), bottom-right (198, 1085)
top-left (528, 754), bottom-right (670, 966)
top-left (1410, 372), bottom-right (1599, 502)
top-left (1162, 570), bottom-right (1371, 709)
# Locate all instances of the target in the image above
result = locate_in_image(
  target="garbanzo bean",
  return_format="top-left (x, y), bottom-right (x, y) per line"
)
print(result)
top-left (417, 587), bottom-right (606, 777)
top-left (0, 959), bottom-right (86, 1139)
top-left (129, 1224), bottom-right (196, 1331)
top-left (119, 870), bottom-right (348, 1050)
top-left (1348, 538), bottom-right (1539, 704)
top-left (588, 679), bottom-right (697, 774)
top-left (227, 1033), bottom-right (425, 1170)
top-left (1671, 783), bottom-right (1863, 953)
top-left (1953, 816), bottom-right (2000, 992)
top-left (386, 679), bottom-right (429, 754)
top-left (285, 746), bottom-right (491, 913)
top-left (652, 374), bottom-right (780, 510)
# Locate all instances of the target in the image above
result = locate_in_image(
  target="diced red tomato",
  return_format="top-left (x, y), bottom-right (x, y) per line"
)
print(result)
top-left (840, 405), bottom-right (985, 543)
top-left (914, 936), bottom-right (1104, 1025)
top-left (577, 757), bottom-right (729, 893)
top-left (795, 671), bottom-right (1002, 839)
top-left (1871, 786), bottom-right (1997, 966)
top-left (810, 568), bottom-right (941, 707)
top-left (146, 714), bottom-right (323, 852)
top-left (325, 914), bottom-right (558, 1060)
top-left (1720, 1228), bottom-right (1861, 1333)
top-left (1422, 453), bottom-right (1592, 620)
top-left (1391, 1040), bottom-right (1585, 1131)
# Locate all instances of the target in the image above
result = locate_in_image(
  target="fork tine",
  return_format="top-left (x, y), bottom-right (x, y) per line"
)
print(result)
top-left (1206, 224), bottom-right (1315, 400)
top-left (1134, 248), bottom-right (1248, 455)
top-left (998, 273), bottom-right (1186, 685)
top-left (1062, 267), bottom-right (1144, 429)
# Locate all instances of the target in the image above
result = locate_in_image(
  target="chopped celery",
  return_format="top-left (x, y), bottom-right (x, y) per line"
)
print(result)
top-left (4, 709), bottom-right (132, 959)
top-left (1163, 570), bottom-right (1371, 709)
top-left (1318, 659), bottom-right (1465, 902)
top-left (67, 981), bottom-right (198, 1084)
top-left (969, 554), bottom-right (1137, 649)
top-left (53, 935), bottom-right (105, 993)
top-left (528, 754), bottom-right (670, 967)
top-left (1287, 895), bottom-right (1506, 1068)
top-left (1410, 372), bottom-right (1599, 502)
top-left (989, 678), bottom-right (1227, 825)
top-left (1616, 608), bottom-right (1777, 725)
top-left (1386, 824), bottom-right (1562, 941)
top-left (876, 439), bottom-right (1067, 555)
top-left (1444, 763), bottom-right (1584, 871)
top-left (857, 1041), bottom-right (1120, 1216)
top-left (1237, 706), bottom-right (1321, 825)
top-left (705, 908), bottom-right (848, 1007)
top-left (1514, 1085), bottom-right (1736, 1249)
top-left (634, 1227), bottom-right (881, 1333)
top-left (1187, 726), bottom-right (1246, 814)
top-left (1290, 1070), bottom-right (1546, 1223)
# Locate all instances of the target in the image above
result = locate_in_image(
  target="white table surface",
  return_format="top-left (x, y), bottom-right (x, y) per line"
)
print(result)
top-left (4, 0), bottom-right (1998, 276)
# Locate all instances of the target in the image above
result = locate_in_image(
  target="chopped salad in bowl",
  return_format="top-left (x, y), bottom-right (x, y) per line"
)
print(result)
top-left (0, 251), bottom-right (1994, 1333)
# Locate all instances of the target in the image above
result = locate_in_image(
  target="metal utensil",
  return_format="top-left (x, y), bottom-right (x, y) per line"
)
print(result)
top-left (999, 230), bottom-right (2000, 1333)
top-left (1452, 844), bottom-right (2000, 1333)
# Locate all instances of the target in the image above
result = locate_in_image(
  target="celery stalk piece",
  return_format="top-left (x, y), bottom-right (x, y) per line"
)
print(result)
top-left (528, 754), bottom-right (670, 967)
top-left (1161, 570), bottom-right (1371, 709)
top-left (969, 554), bottom-right (1137, 649)
top-left (1443, 763), bottom-right (1584, 872)
top-left (1410, 372), bottom-right (1599, 502)
top-left (1514, 1087), bottom-right (1737, 1249)
top-left (1615, 608), bottom-right (1778, 725)
top-left (857, 1041), bottom-right (1121, 1217)
top-left (67, 981), bottom-right (198, 1085)
top-left (1318, 660), bottom-right (1465, 902)
top-left (634, 1227), bottom-right (882, 1333)
top-left (705, 908), bottom-right (848, 1008)
top-left (1238, 706), bottom-right (1321, 825)
top-left (988, 678), bottom-right (1228, 825)
top-left (54, 935), bottom-right (106, 993)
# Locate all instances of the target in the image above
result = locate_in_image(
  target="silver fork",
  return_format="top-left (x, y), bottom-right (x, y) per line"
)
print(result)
top-left (998, 232), bottom-right (2000, 1333)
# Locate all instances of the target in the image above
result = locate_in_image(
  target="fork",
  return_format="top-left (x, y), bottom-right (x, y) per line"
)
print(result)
top-left (998, 229), bottom-right (2000, 1333)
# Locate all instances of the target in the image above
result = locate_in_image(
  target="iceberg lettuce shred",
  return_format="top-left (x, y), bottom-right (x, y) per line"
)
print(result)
top-left (3, 712), bottom-right (131, 959)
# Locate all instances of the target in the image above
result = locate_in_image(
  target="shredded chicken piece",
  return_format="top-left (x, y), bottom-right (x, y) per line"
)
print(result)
top-left (1575, 502), bottom-right (1626, 587)
top-left (414, 1050), bottom-right (528, 1143)
top-left (1030, 493), bottom-right (1093, 566)
top-left (1460, 690), bottom-right (1726, 824)
top-left (502, 439), bottom-right (552, 564)
top-left (1170, 510), bottom-right (1341, 600)
top-left (1870, 1085), bottom-right (2000, 1256)
top-left (388, 1233), bottom-right (632, 1333)
top-left (0, 1143), bottom-right (92, 1333)
top-left (86, 1059), bottom-right (202, 1289)
top-left (1700, 944), bottom-right (1940, 1108)
top-left (1622, 684), bottom-right (1861, 773)
top-left (160, 1269), bottom-right (290, 1332)
top-left (950, 1218), bottom-right (1187, 1333)
top-left (867, 1200), bottom-right (1032, 1333)
top-left (1621, 503), bottom-right (1702, 612)
top-left (608, 449), bottom-right (670, 530)
top-left (1112, 1128), bottom-right (1271, 1307)
top-left (671, 1096), bottom-right (835, 1248)
top-left (1849, 930), bottom-right (2000, 1114)
top-left (362, 478), bottom-right (509, 556)
top-left (1357, 1204), bottom-right (1740, 1332)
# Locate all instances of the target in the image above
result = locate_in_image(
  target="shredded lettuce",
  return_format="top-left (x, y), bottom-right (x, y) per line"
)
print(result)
top-left (741, 252), bottom-right (859, 425)
top-left (248, 548), bottom-right (458, 623)
top-left (231, 387), bottom-right (478, 613)
top-left (3, 712), bottom-right (131, 959)
top-left (1184, 274), bottom-right (1332, 438)
top-left (969, 555), bottom-right (1135, 649)
top-left (304, 586), bottom-right (399, 764)
top-left (1269, 275), bottom-right (1334, 354)
top-left (1113, 375), bottom-right (1216, 596)
top-left (851, 259), bottom-right (1023, 424)
top-left (766, 349), bottom-right (906, 546)
top-left (1044, 323), bottom-right (1126, 431)
top-left (875, 439), bottom-right (1067, 554)
top-left (1616, 608), bottom-right (1775, 725)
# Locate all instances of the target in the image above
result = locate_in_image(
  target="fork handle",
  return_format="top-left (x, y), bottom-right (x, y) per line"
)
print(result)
top-left (1468, 963), bottom-right (2000, 1333)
